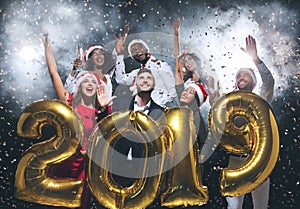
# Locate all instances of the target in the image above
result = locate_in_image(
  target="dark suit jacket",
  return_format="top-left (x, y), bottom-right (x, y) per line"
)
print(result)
top-left (111, 95), bottom-right (165, 188)
top-left (128, 95), bottom-right (165, 120)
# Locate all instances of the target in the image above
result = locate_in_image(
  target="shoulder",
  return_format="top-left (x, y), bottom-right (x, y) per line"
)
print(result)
top-left (148, 101), bottom-right (165, 120)
top-left (128, 96), bottom-right (136, 110)
top-left (150, 99), bottom-right (165, 112)
top-left (148, 56), bottom-right (170, 68)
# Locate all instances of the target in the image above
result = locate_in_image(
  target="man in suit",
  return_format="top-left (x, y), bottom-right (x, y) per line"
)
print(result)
top-left (128, 68), bottom-right (165, 119)
top-left (112, 68), bottom-right (165, 188)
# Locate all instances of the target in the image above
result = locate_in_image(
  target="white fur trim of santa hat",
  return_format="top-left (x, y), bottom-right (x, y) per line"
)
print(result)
top-left (75, 71), bottom-right (99, 89)
top-left (184, 80), bottom-right (208, 106)
top-left (127, 39), bottom-right (150, 58)
top-left (83, 45), bottom-right (104, 61)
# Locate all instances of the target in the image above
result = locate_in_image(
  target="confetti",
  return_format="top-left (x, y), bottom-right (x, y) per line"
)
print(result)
top-left (0, 0), bottom-right (299, 209)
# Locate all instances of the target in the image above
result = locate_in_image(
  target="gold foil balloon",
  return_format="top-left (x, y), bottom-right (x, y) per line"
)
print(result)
top-left (86, 110), bottom-right (166, 209)
top-left (209, 91), bottom-right (279, 196)
top-left (160, 107), bottom-right (208, 207)
top-left (15, 100), bottom-right (85, 207)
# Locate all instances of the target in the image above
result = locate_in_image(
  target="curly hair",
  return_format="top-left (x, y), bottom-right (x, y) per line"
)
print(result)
top-left (181, 52), bottom-right (202, 82)
top-left (84, 48), bottom-right (116, 74)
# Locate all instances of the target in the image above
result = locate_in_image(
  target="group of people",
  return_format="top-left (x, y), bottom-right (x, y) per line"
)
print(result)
top-left (41, 17), bottom-right (275, 209)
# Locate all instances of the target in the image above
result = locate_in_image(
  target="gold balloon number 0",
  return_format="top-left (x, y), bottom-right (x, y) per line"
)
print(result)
top-left (86, 110), bottom-right (167, 209)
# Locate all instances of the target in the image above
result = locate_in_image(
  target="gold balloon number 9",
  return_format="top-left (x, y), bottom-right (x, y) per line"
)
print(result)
top-left (15, 100), bottom-right (85, 208)
top-left (209, 91), bottom-right (279, 197)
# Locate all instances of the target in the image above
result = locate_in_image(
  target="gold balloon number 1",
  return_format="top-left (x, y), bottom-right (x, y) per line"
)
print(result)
top-left (14, 91), bottom-right (279, 208)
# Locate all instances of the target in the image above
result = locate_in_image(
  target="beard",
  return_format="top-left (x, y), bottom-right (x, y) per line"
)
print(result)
top-left (137, 87), bottom-right (154, 95)
top-left (133, 53), bottom-right (149, 65)
top-left (237, 81), bottom-right (255, 91)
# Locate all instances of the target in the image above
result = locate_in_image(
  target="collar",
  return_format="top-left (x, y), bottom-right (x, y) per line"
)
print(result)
top-left (133, 98), bottom-right (151, 113)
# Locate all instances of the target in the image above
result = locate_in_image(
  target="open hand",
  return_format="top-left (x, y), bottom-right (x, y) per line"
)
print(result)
top-left (240, 35), bottom-right (261, 64)
top-left (114, 22), bottom-right (132, 55)
top-left (173, 17), bottom-right (180, 34)
top-left (97, 84), bottom-right (117, 107)
top-left (41, 29), bottom-right (50, 46)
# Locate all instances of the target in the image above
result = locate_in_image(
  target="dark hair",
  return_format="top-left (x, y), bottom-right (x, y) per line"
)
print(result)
top-left (72, 84), bottom-right (96, 107)
top-left (186, 52), bottom-right (202, 68)
top-left (181, 53), bottom-right (202, 82)
top-left (137, 68), bottom-right (153, 76)
top-left (85, 48), bottom-right (116, 74)
top-left (194, 92), bottom-right (200, 107)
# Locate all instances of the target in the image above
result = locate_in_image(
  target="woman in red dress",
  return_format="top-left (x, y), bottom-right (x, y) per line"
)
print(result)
top-left (42, 31), bottom-right (115, 208)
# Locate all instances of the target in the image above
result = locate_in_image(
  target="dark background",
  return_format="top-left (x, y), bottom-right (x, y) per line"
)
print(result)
top-left (0, 0), bottom-right (299, 208)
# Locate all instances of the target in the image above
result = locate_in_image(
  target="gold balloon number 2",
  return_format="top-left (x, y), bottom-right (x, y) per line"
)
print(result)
top-left (15, 100), bottom-right (85, 208)
top-left (14, 91), bottom-right (279, 208)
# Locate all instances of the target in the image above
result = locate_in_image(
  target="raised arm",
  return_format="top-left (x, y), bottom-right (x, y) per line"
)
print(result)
top-left (114, 23), bottom-right (137, 85)
top-left (173, 17), bottom-right (181, 58)
top-left (41, 31), bottom-right (69, 103)
top-left (97, 84), bottom-right (117, 108)
top-left (175, 57), bottom-right (184, 85)
top-left (242, 35), bottom-right (274, 103)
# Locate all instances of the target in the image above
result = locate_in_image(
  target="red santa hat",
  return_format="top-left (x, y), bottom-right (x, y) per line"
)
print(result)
top-left (83, 45), bottom-right (104, 62)
top-left (75, 71), bottom-right (100, 89)
top-left (184, 80), bottom-right (208, 107)
top-left (127, 39), bottom-right (150, 58)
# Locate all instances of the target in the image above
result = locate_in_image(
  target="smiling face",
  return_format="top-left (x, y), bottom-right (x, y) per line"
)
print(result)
top-left (130, 43), bottom-right (148, 61)
top-left (136, 71), bottom-right (155, 93)
top-left (236, 70), bottom-right (255, 91)
top-left (80, 76), bottom-right (98, 97)
top-left (90, 48), bottom-right (105, 67)
top-left (180, 86), bottom-right (196, 104)
top-left (183, 54), bottom-right (197, 72)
